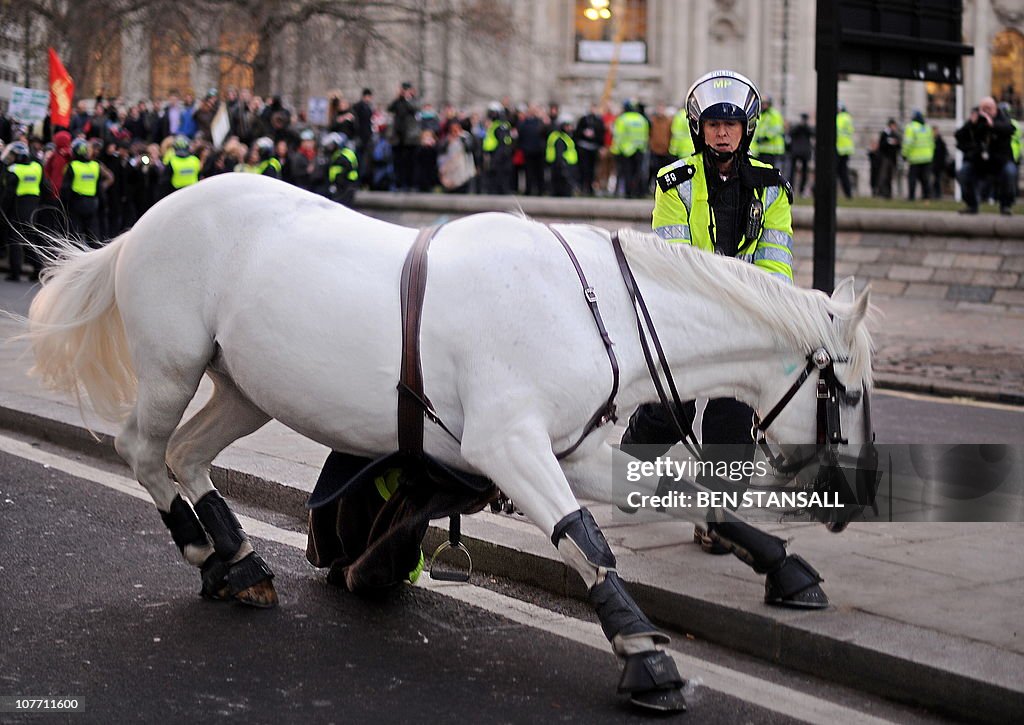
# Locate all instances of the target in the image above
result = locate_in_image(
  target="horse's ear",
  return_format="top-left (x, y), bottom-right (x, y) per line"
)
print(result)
top-left (847, 285), bottom-right (872, 338)
top-left (831, 276), bottom-right (856, 305)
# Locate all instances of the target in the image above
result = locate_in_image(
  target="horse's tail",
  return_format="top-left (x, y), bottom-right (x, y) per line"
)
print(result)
top-left (25, 233), bottom-right (136, 422)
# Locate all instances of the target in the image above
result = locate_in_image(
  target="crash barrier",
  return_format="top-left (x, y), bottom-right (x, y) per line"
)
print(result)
top-left (354, 192), bottom-right (1024, 312)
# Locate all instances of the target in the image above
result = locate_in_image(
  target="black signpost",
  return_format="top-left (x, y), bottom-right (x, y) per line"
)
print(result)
top-left (812, 0), bottom-right (973, 293)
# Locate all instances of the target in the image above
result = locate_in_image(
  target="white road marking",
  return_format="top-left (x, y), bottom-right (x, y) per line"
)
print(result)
top-left (0, 433), bottom-right (897, 725)
top-left (875, 387), bottom-right (1024, 412)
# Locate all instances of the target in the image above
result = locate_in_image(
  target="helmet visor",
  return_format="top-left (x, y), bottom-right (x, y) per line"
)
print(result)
top-left (688, 76), bottom-right (760, 127)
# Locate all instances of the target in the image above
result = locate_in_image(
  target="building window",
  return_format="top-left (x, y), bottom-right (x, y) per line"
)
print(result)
top-left (925, 82), bottom-right (954, 119)
top-left (992, 29), bottom-right (1024, 117)
top-left (575, 0), bottom-right (647, 64)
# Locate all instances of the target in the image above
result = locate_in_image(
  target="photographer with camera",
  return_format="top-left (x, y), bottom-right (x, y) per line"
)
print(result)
top-left (955, 96), bottom-right (1016, 215)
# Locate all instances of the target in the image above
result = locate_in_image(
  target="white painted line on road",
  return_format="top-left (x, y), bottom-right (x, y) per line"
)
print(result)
top-left (876, 387), bottom-right (1024, 412)
top-left (0, 433), bottom-right (897, 725)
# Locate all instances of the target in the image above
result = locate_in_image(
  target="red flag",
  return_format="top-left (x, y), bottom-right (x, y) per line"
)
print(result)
top-left (48, 47), bottom-right (74, 129)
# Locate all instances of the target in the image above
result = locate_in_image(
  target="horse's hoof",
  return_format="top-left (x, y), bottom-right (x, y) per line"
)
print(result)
top-left (629, 687), bottom-right (687, 713)
top-left (764, 554), bottom-right (830, 609)
top-left (234, 578), bottom-right (279, 608)
top-left (619, 651), bottom-right (687, 713)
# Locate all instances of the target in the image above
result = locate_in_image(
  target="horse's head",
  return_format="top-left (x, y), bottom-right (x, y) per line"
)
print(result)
top-left (751, 278), bottom-right (880, 531)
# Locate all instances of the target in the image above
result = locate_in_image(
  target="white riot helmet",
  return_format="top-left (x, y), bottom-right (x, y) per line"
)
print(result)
top-left (685, 70), bottom-right (761, 159)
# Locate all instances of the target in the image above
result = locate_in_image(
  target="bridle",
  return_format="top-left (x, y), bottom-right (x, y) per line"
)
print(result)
top-left (752, 347), bottom-right (867, 474)
top-left (750, 346), bottom-right (880, 528)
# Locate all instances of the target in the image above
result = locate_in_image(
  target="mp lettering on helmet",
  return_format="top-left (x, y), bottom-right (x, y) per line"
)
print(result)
top-left (713, 79), bottom-right (733, 89)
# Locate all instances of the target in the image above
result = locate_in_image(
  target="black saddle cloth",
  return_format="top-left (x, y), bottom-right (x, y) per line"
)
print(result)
top-left (306, 450), bottom-right (496, 593)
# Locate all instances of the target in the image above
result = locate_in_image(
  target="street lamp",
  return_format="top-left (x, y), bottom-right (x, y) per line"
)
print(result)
top-left (585, 0), bottom-right (612, 22)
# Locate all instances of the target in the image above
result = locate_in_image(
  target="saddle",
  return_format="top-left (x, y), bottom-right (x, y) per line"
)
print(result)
top-left (305, 225), bottom-right (498, 593)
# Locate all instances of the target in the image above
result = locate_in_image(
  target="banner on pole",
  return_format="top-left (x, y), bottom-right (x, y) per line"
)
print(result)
top-left (49, 47), bottom-right (75, 128)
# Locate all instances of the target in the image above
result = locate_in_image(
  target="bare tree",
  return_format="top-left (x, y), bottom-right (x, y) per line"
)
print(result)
top-left (1, 0), bottom-right (156, 94)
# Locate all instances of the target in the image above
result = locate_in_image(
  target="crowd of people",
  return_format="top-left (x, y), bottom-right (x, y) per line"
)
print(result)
top-left (1, 80), bottom-right (1022, 279)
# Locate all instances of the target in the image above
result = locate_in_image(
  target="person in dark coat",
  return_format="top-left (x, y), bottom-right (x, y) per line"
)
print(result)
top-left (955, 96), bottom-right (1017, 214)
top-left (787, 113), bottom-right (814, 196)
top-left (387, 82), bottom-right (421, 191)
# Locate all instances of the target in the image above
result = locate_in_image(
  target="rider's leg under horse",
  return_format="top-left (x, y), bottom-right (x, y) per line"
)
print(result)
top-left (115, 340), bottom-right (277, 607)
top-left (621, 401), bottom-right (828, 608)
top-left (459, 415), bottom-right (687, 712)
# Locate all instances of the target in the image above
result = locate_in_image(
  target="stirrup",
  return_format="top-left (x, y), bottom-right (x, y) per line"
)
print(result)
top-left (693, 524), bottom-right (731, 555)
top-left (428, 539), bottom-right (472, 582)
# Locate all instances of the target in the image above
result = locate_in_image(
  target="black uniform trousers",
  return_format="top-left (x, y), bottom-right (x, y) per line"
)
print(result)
top-left (7, 197), bottom-right (42, 280)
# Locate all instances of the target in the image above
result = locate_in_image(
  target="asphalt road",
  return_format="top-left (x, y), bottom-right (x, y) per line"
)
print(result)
top-left (0, 445), bottom-right (953, 725)
top-left (0, 450), bottom-right (798, 725)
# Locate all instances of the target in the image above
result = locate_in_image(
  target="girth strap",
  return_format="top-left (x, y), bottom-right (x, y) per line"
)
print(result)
top-left (398, 224), bottom-right (455, 455)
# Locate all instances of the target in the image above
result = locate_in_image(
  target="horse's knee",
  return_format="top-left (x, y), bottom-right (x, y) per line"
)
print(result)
top-left (552, 508), bottom-right (668, 653)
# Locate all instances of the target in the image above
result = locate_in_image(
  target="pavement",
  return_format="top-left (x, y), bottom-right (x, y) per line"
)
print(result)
top-left (1, 282), bottom-right (1023, 722)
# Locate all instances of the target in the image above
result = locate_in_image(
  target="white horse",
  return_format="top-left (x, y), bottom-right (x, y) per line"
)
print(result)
top-left (26, 173), bottom-right (873, 712)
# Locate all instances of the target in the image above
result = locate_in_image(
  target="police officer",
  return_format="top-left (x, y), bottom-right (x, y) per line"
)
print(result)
top-left (3, 141), bottom-right (48, 281)
top-left (622, 70), bottom-right (827, 609)
top-left (669, 104), bottom-right (696, 161)
top-left (253, 137), bottom-right (282, 179)
top-left (482, 102), bottom-right (514, 194)
top-left (752, 96), bottom-right (785, 169)
top-left (611, 100), bottom-right (649, 198)
top-left (545, 114), bottom-right (578, 197)
top-left (62, 139), bottom-right (110, 246)
top-left (836, 103), bottom-right (855, 198)
top-left (902, 110), bottom-right (935, 201)
top-left (323, 132), bottom-right (359, 206)
top-left (162, 135), bottom-right (201, 196)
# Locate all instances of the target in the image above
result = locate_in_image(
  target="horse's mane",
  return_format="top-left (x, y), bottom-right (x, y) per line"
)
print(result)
top-left (616, 228), bottom-right (874, 387)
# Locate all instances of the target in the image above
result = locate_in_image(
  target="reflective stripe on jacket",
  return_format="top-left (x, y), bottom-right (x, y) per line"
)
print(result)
top-left (11, 161), bottom-right (43, 197)
top-left (257, 158), bottom-right (282, 176)
top-left (329, 148), bottom-right (359, 182)
top-left (545, 131), bottom-right (578, 165)
top-left (482, 121), bottom-right (512, 153)
top-left (68, 160), bottom-right (100, 197)
top-left (652, 153), bottom-right (794, 283)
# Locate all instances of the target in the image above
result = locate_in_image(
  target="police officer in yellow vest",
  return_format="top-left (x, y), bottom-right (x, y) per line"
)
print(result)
top-left (669, 105), bottom-right (695, 160)
top-left (162, 135), bottom-right (201, 197)
top-left (3, 141), bottom-right (49, 281)
top-left (546, 114), bottom-right (578, 197)
top-left (323, 132), bottom-right (359, 206)
top-left (611, 100), bottom-right (650, 198)
top-left (62, 139), bottom-right (110, 246)
top-left (482, 102), bottom-right (514, 195)
top-left (752, 96), bottom-right (785, 169)
top-left (836, 103), bottom-right (855, 198)
top-left (902, 110), bottom-right (935, 201)
top-left (254, 137), bottom-right (282, 179)
top-left (620, 71), bottom-right (826, 609)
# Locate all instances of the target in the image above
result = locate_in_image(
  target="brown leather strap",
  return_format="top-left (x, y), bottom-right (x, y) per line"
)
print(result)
top-left (398, 225), bottom-right (443, 456)
top-left (548, 225), bottom-right (620, 459)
